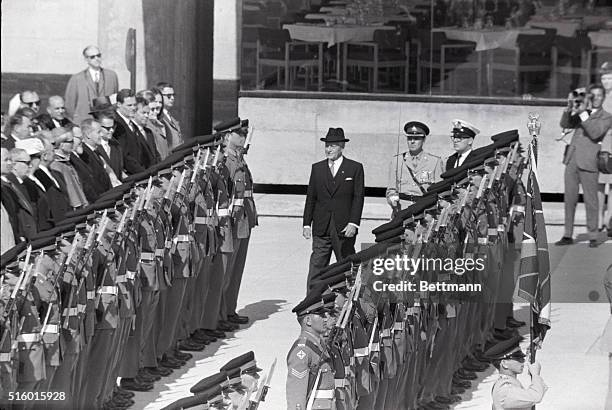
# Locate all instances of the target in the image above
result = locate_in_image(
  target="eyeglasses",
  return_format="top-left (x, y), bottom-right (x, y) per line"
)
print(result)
top-left (87, 53), bottom-right (102, 59)
top-left (13, 160), bottom-right (31, 166)
top-left (29, 153), bottom-right (41, 159)
top-left (100, 125), bottom-right (115, 131)
top-left (25, 100), bottom-right (41, 107)
top-left (162, 93), bottom-right (175, 98)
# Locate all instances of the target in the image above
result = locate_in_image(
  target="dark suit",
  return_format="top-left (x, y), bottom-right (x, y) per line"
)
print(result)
top-left (70, 152), bottom-right (102, 203)
top-left (33, 168), bottom-right (70, 223)
top-left (80, 144), bottom-right (112, 195)
top-left (1, 176), bottom-right (37, 240)
top-left (0, 135), bottom-right (19, 150)
top-left (113, 115), bottom-right (158, 174)
top-left (96, 138), bottom-right (124, 179)
top-left (303, 156), bottom-right (365, 286)
top-left (51, 118), bottom-right (74, 129)
top-left (445, 150), bottom-right (480, 171)
top-left (22, 177), bottom-right (54, 232)
top-left (560, 108), bottom-right (612, 239)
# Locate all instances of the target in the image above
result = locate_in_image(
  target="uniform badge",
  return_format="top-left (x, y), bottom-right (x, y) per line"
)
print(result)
top-left (296, 350), bottom-right (306, 360)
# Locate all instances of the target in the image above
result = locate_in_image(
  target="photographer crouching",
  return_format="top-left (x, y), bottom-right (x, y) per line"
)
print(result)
top-left (556, 84), bottom-right (612, 248)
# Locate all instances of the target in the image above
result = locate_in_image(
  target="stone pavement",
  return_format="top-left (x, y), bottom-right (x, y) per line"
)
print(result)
top-left (131, 195), bottom-right (610, 410)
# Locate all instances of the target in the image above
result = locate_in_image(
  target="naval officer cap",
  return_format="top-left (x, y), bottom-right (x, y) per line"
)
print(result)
top-left (451, 119), bottom-right (480, 139)
top-left (190, 371), bottom-right (229, 394)
top-left (219, 351), bottom-right (262, 374)
top-left (484, 335), bottom-right (526, 365)
top-left (404, 121), bottom-right (429, 137)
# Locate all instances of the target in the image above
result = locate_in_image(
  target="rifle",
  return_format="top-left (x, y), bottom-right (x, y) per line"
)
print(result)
top-left (243, 125), bottom-right (254, 155)
top-left (340, 264), bottom-right (363, 329)
top-left (247, 358), bottom-right (277, 409)
top-left (305, 367), bottom-right (322, 410)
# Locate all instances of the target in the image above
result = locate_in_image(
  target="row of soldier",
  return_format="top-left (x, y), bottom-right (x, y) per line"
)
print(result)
top-left (0, 117), bottom-right (257, 410)
top-left (287, 128), bottom-right (534, 410)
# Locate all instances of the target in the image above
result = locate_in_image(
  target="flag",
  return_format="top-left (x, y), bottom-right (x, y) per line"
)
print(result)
top-left (517, 147), bottom-right (551, 347)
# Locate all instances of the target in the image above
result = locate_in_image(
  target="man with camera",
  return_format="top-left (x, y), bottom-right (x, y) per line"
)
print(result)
top-left (556, 84), bottom-right (612, 248)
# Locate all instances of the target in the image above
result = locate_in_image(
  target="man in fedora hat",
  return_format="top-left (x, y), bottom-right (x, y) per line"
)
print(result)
top-left (302, 127), bottom-right (365, 288)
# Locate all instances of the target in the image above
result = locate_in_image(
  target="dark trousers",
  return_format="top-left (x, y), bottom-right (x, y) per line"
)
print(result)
top-left (307, 223), bottom-right (356, 289)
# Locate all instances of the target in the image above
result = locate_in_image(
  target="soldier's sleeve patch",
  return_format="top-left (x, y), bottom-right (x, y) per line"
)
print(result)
top-left (290, 368), bottom-right (308, 379)
top-left (296, 350), bottom-right (306, 360)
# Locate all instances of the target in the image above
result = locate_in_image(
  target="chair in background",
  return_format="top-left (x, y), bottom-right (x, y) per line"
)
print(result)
top-left (343, 30), bottom-right (410, 92)
top-left (256, 28), bottom-right (323, 90)
top-left (488, 29), bottom-right (556, 96)
top-left (412, 30), bottom-right (480, 95)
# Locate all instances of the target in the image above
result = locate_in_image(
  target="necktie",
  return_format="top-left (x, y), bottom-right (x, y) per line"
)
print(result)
top-left (329, 161), bottom-right (335, 177)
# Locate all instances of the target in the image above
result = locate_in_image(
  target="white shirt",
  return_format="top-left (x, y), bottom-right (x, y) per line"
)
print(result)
top-left (100, 139), bottom-right (111, 156)
top-left (455, 149), bottom-right (472, 168)
top-left (88, 68), bottom-right (101, 83)
top-left (38, 164), bottom-right (61, 189)
top-left (579, 108), bottom-right (598, 122)
top-left (328, 156), bottom-right (344, 177)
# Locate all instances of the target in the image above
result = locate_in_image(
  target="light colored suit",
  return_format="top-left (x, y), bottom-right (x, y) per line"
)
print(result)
top-left (491, 374), bottom-right (547, 409)
top-left (386, 150), bottom-right (444, 207)
top-left (560, 108), bottom-right (612, 239)
top-left (64, 68), bottom-right (119, 125)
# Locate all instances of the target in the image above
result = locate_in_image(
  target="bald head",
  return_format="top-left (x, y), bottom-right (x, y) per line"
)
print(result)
top-left (47, 96), bottom-right (66, 121)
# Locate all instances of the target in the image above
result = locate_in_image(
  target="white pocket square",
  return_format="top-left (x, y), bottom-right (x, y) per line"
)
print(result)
top-left (345, 177), bottom-right (353, 181)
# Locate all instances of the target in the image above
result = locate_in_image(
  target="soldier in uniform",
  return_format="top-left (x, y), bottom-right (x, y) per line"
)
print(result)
top-left (487, 336), bottom-right (547, 409)
top-left (286, 292), bottom-right (333, 410)
top-left (387, 121), bottom-right (444, 217)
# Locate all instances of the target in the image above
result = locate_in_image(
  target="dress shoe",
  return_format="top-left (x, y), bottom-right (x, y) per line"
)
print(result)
top-left (473, 351), bottom-right (491, 363)
top-left (227, 313), bottom-right (249, 324)
top-left (434, 396), bottom-right (452, 404)
top-left (139, 369), bottom-right (161, 381)
top-left (455, 368), bottom-right (477, 380)
top-left (425, 400), bottom-right (449, 409)
top-left (136, 372), bottom-right (158, 383)
top-left (145, 366), bottom-right (173, 377)
top-left (102, 402), bottom-right (128, 410)
top-left (452, 378), bottom-right (471, 389)
top-left (203, 329), bottom-right (226, 338)
top-left (110, 396), bottom-right (134, 407)
top-left (173, 350), bottom-right (193, 361)
top-left (190, 333), bottom-right (213, 344)
top-left (194, 329), bottom-right (217, 342)
top-left (120, 378), bottom-right (154, 392)
top-left (217, 321), bottom-right (238, 331)
top-left (160, 356), bottom-right (183, 369)
top-left (178, 340), bottom-right (205, 351)
top-left (451, 387), bottom-right (465, 395)
top-left (506, 317), bottom-right (526, 328)
top-left (493, 327), bottom-right (517, 341)
top-left (555, 236), bottom-right (573, 246)
top-left (589, 239), bottom-right (600, 248)
top-left (114, 387), bottom-right (135, 399)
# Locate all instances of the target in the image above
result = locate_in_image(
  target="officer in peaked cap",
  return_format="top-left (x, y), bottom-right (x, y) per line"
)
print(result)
top-left (446, 119), bottom-right (481, 171)
top-left (286, 291), bottom-right (334, 410)
top-left (387, 121), bottom-right (444, 218)
top-left (487, 336), bottom-right (547, 410)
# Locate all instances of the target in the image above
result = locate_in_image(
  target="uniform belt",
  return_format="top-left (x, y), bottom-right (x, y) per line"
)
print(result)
top-left (354, 347), bottom-right (369, 357)
top-left (140, 252), bottom-right (155, 261)
top-left (393, 322), bottom-right (405, 331)
top-left (497, 224), bottom-right (505, 232)
top-left (63, 307), bottom-right (78, 316)
top-left (381, 329), bottom-right (391, 338)
top-left (87, 291), bottom-right (96, 300)
top-left (233, 198), bottom-right (244, 206)
top-left (17, 333), bottom-right (41, 343)
top-left (478, 238), bottom-right (488, 245)
top-left (313, 389), bottom-right (335, 399)
top-left (512, 205), bottom-right (525, 214)
top-left (335, 379), bottom-right (346, 388)
top-left (217, 208), bottom-right (230, 217)
top-left (370, 342), bottom-right (380, 352)
top-left (0, 353), bottom-right (11, 362)
top-left (165, 239), bottom-right (173, 249)
top-left (194, 216), bottom-right (212, 225)
top-left (126, 270), bottom-right (136, 280)
top-left (174, 234), bottom-right (190, 242)
top-left (399, 193), bottom-right (422, 201)
top-left (98, 286), bottom-right (118, 295)
top-left (155, 249), bottom-right (165, 257)
top-left (244, 190), bottom-right (253, 197)
top-left (116, 274), bottom-right (127, 283)
top-left (77, 304), bottom-right (86, 313)
top-left (487, 228), bottom-right (498, 236)
top-left (42, 324), bottom-right (59, 334)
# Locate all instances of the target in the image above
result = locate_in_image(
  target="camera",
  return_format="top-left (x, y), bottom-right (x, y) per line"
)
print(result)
top-left (569, 87), bottom-right (590, 109)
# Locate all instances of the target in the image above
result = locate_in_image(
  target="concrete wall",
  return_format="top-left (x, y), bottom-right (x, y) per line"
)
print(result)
top-left (239, 96), bottom-right (567, 193)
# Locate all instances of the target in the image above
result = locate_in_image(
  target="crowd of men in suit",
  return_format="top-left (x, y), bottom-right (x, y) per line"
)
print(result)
top-left (0, 45), bottom-right (258, 410)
